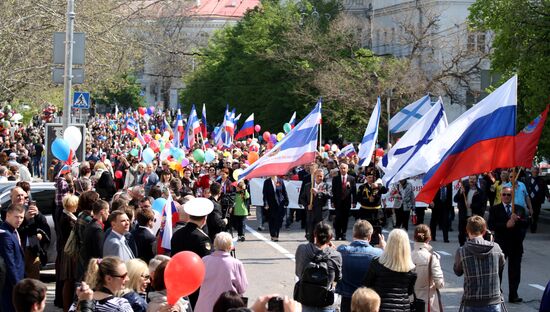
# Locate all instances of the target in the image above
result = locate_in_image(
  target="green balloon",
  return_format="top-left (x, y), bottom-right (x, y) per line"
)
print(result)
top-left (193, 149), bottom-right (205, 163)
top-left (130, 148), bottom-right (139, 157)
top-left (283, 123), bottom-right (292, 134)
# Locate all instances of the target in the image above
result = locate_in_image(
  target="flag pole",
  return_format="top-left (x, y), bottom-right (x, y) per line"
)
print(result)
top-left (386, 95), bottom-right (391, 148)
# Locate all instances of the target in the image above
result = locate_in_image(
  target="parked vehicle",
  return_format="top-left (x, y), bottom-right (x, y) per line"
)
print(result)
top-left (0, 182), bottom-right (57, 268)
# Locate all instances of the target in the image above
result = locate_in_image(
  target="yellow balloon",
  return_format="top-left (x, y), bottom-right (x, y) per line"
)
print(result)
top-left (155, 134), bottom-right (161, 140)
top-left (277, 132), bottom-right (284, 141)
top-left (233, 169), bottom-right (243, 181)
top-left (223, 151), bottom-right (231, 157)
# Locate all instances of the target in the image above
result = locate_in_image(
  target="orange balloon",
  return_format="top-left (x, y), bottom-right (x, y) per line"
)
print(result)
top-left (165, 251), bottom-right (205, 304)
top-left (247, 151), bottom-right (259, 164)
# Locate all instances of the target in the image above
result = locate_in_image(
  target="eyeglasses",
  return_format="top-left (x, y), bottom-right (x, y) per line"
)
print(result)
top-left (502, 193), bottom-right (512, 197)
top-left (111, 272), bottom-right (128, 279)
top-left (141, 274), bottom-right (151, 279)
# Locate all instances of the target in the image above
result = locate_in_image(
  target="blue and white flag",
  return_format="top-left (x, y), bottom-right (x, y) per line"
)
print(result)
top-left (389, 95), bottom-right (433, 134)
top-left (381, 98), bottom-right (448, 187)
top-left (357, 98), bottom-right (381, 167)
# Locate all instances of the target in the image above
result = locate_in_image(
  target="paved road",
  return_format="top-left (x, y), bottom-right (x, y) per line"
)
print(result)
top-left (44, 208), bottom-right (550, 311)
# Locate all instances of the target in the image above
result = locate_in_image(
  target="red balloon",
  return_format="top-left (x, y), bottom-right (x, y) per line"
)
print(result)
top-left (255, 124), bottom-right (261, 132)
top-left (375, 148), bottom-right (385, 157)
top-left (138, 107), bottom-right (146, 115)
top-left (114, 170), bottom-right (123, 179)
top-left (262, 131), bottom-right (271, 141)
top-left (165, 251), bottom-right (205, 305)
top-left (324, 144), bottom-right (330, 151)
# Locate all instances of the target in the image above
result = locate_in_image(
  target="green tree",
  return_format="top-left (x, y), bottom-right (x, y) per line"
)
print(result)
top-left (469, 0), bottom-right (550, 159)
top-left (94, 74), bottom-right (144, 109)
top-left (182, 0), bottom-right (418, 143)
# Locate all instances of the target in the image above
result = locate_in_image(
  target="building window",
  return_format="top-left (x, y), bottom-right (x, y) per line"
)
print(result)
top-left (467, 31), bottom-right (486, 53)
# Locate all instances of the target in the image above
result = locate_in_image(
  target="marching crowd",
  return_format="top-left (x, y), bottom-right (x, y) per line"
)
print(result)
top-left (0, 110), bottom-right (550, 312)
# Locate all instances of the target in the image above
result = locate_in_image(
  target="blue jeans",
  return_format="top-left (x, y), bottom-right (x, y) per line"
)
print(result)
top-left (463, 304), bottom-right (501, 312)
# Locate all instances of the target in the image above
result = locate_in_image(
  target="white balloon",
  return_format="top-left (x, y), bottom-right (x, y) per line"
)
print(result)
top-left (160, 148), bottom-right (171, 161)
top-left (331, 144), bottom-right (339, 152)
top-left (63, 126), bottom-right (82, 151)
top-left (152, 210), bottom-right (162, 235)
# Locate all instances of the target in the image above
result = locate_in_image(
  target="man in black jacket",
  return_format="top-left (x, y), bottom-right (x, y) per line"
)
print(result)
top-left (488, 186), bottom-right (529, 303)
top-left (206, 182), bottom-right (227, 242)
top-left (454, 175), bottom-right (486, 246)
top-left (79, 200), bottom-right (109, 281)
top-left (132, 208), bottom-right (157, 264)
top-left (171, 197), bottom-right (214, 308)
top-left (430, 183), bottom-right (452, 242)
top-left (299, 169), bottom-right (331, 242)
top-left (262, 175), bottom-right (289, 242)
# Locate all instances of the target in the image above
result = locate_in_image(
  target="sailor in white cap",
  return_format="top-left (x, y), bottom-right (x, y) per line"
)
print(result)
top-left (170, 197), bottom-right (214, 308)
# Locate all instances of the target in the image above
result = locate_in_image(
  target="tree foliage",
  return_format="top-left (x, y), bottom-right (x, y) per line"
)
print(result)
top-left (469, 0), bottom-right (550, 159)
top-left (181, 0), bottom-right (422, 143)
top-left (94, 74), bottom-right (145, 109)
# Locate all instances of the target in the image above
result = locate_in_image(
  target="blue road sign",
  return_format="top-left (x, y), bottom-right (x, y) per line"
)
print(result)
top-left (73, 92), bottom-right (90, 109)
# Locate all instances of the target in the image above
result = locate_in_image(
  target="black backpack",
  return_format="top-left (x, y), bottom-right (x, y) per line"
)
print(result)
top-left (293, 249), bottom-right (335, 307)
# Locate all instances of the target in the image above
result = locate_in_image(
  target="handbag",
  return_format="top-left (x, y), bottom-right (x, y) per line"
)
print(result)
top-left (63, 228), bottom-right (79, 257)
top-left (411, 292), bottom-right (425, 312)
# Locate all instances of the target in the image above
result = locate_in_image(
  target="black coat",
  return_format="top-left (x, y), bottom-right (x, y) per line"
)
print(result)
top-left (453, 184), bottom-right (486, 220)
top-left (79, 219), bottom-right (104, 279)
top-left (171, 222), bottom-right (211, 258)
top-left (332, 174), bottom-right (357, 209)
top-left (206, 197), bottom-right (226, 242)
top-left (262, 178), bottom-right (289, 211)
top-left (132, 226), bottom-right (157, 264)
top-left (363, 258), bottom-right (417, 312)
top-left (488, 203), bottom-right (528, 255)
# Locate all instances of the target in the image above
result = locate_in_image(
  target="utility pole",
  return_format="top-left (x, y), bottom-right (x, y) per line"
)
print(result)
top-left (62, 0), bottom-right (75, 130)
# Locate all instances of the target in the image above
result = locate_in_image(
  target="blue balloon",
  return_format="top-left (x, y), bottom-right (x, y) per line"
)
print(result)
top-left (51, 138), bottom-right (71, 161)
top-left (204, 149), bottom-right (215, 163)
top-left (147, 107), bottom-right (154, 115)
top-left (151, 125), bottom-right (156, 130)
top-left (152, 198), bottom-right (167, 214)
top-left (143, 148), bottom-right (155, 164)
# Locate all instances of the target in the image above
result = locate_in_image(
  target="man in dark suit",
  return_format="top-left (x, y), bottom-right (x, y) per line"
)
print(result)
top-left (0, 204), bottom-right (26, 312)
top-left (262, 175), bottom-right (289, 242)
top-left (299, 168), bottom-right (331, 242)
top-left (488, 186), bottom-right (529, 303)
top-left (332, 162), bottom-right (356, 240)
top-left (430, 183), bottom-right (452, 242)
top-left (454, 175), bottom-right (486, 246)
top-left (79, 200), bottom-right (109, 281)
top-left (132, 208), bottom-right (157, 264)
top-left (171, 197), bottom-right (214, 308)
top-left (206, 182), bottom-right (228, 242)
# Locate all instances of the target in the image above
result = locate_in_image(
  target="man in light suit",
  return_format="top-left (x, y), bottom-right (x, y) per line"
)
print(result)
top-left (0, 204), bottom-right (26, 312)
top-left (332, 163), bottom-right (356, 240)
top-left (103, 210), bottom-right (135, 261)
top-left (263, 175), bottom-right (289, 241)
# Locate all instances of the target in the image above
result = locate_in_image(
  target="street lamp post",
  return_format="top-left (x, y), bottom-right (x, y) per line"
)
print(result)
top-left (62, 0), bottom-right (75, 130)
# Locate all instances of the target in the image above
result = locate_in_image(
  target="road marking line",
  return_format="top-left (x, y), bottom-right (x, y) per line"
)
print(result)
top-left (529, 283), bottom-right (546, 291)
top-left (437, 251), bottom-right (452, 256)
top-left (246, 225), bottom-right (296, 262)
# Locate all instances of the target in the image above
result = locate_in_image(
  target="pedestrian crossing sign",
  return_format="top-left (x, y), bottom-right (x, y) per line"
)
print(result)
top-left (73, 92), bottom-right (90, 109)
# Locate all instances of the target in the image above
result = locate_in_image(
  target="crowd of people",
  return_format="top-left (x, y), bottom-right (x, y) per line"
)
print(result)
top-left (0, 108), bottom-right (549, 312)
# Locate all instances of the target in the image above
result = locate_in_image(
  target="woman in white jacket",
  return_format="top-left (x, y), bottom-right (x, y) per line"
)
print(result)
top-left (411, 224), bottom-right (445, 312)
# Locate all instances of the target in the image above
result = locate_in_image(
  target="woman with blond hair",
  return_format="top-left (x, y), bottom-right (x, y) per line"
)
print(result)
top-left (363, 229), bottom-right (417, 312)
top-left (70, 256), bottom-right (133, 312)
top-left (411, 224), bottom-right (444, 312)
top-left (59, 194), bottom-right (79, 312)
top-left (195, 232), bottom-right (248, 312)
top-left (120, 259), bottom-right (150, 312)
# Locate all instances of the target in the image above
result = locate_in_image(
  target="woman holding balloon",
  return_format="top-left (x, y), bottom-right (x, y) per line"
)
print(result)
top-left (147, 260), bottom-right (192, 312)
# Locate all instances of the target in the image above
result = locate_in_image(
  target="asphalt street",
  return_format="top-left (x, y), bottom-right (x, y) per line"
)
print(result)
top-left (43, 207), bottom-right (550, 311)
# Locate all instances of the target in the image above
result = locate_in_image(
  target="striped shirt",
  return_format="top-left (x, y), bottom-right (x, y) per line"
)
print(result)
top-left (69, 296), bottom-right (133, 312)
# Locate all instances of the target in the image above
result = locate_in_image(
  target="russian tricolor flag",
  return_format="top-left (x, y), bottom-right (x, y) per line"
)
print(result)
top-left (201, 104), bottom-right (208, 138)
top-left (288, 112), bottom-right (296, 128)
top-left (235, 113), bottom-right (254, 140)
top-left (125, 117), bottom-right (138, 137)
top-left (415, 75), bottom-right (518, 203)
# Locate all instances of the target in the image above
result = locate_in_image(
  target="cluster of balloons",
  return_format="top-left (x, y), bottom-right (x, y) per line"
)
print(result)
top-left (51, 126), bottom-right (82, 164)
top-left (138, 106), bottom-right (155, 116)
